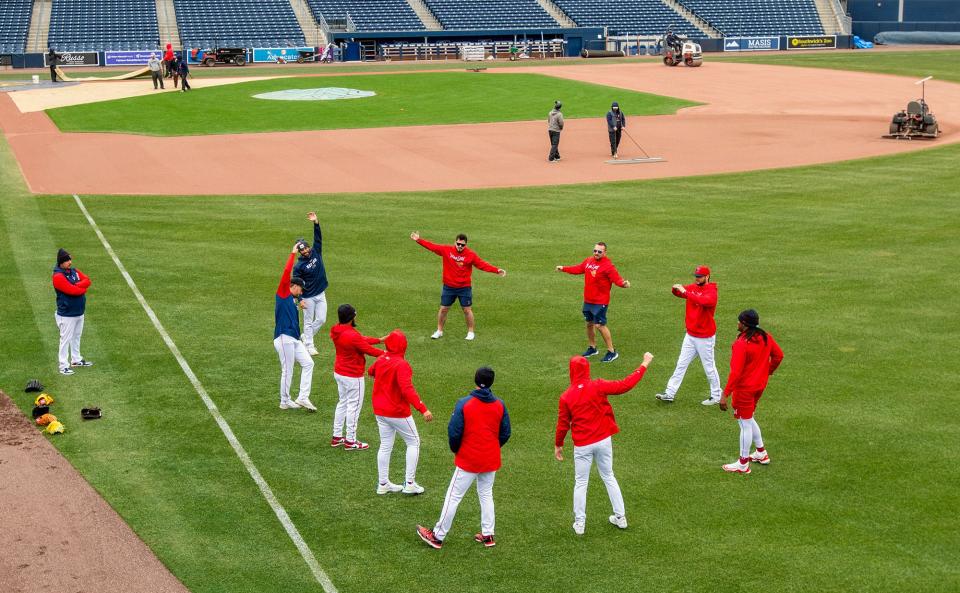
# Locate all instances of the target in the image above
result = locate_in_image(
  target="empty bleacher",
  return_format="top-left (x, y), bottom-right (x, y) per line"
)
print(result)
top-left (0, 0), bottom-right (33, 53)
top-left (423, 0), bottom-right (558, 30)
top-left (48, 0), bottom-right (158, 51)
top-left (678, 0), bottom-right (824, 36)
top-left (174, 0), bottom-right (305, 48)
top-left (552, 0), bottom-right (699, 35)
top-left (306, 0), bottom-right (425, 31)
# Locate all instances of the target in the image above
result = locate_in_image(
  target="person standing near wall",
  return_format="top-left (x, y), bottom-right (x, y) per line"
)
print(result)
top-left (47, 48), bottom-right (59, 83)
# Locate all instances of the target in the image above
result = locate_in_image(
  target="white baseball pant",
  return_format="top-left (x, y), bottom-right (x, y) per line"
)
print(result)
top-left (665, 333), bottom-right (722, 399)
top-left (55, 313), bottom-right (85, 370)
top-left (273, 334), bottom-right (314, 404)
top-left (738, 418), bottom-right (764, 458)
top-left (301, 292), bottom-right (327, 349)
top-left (376, 415), bottom-right (420, 484)
top-left (434, 467), bottom-right (496, 540)
top-left (333, 373), bottom-right (364, 441)
top-left (573, 436), bottom-right (624, 522)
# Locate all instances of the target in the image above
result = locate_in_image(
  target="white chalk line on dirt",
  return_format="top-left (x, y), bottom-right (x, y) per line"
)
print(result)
top-left (73, 194), bottom-right (337, 593)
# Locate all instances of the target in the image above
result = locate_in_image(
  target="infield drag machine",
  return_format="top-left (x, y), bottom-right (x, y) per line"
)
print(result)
top-left (661, 28), bottom-right (702, 68)
top-left (884, 76), bottom-right (942, 140)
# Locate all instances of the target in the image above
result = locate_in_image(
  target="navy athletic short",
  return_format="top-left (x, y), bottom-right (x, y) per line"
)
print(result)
top-left (582, 302), bottom-right (608, 325)
top-left (441, 285), bottom-right (473, 307)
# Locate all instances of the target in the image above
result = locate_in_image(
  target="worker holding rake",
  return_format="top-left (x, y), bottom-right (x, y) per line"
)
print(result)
top-left (606, 102), bottom-right (626, 159)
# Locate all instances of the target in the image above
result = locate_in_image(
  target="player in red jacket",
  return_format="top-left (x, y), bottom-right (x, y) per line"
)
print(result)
top-left (656, 265), bottom-right (722, 405)
top-left (368, 330), bottom-right (434, 495)
top-left (555, 352), bottom-right (653, 535)
top-left (417, 367), bottom-right (511, 549)
top-left (556, 242), bottom-right (631, 363)
top-left (719, 309), bottom-right (784, 474)
top-left (52, 248), bottom-right (93, 375)
top-left (410, 231), bottom-right (506, 341)
top-left (330, 304), bottom-right (385, 450)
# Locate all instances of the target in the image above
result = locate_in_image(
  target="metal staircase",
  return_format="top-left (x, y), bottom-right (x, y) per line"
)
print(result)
top-left (155, 0), bottom-right (181, 49)
top-left (289, 0), bottom-right (327, 46)
top-left (661, 0), bottom-right (722, 38)
top-left (536, 0), bottom-right (577, 28)
top-left (405, 0), bottom-right (443, 30)
top-left (26, 0), bottom-right (51, 52)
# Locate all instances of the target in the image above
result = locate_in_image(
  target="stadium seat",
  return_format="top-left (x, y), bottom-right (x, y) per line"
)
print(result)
top-left (48, 0), bottom-right (159, 52)
top-left (423, 0), bottom-right (558, 30)
top-left (551, 0), bottom-right (700, 36)
top-left (676, 0), bottom-right (825, 36)
top-left (174, 0), bottom-right (306, 48)
top-left (306, 0), bottom-right (425, 31)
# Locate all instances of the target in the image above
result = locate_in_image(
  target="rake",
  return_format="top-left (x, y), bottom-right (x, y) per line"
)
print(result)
top-left (606, 128), bottom-right (665, 164)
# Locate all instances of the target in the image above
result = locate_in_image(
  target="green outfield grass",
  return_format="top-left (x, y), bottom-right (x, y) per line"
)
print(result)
top-left (2, 125), bottom-right (959, 593)
top-left (45, 71), bottom-right (695, 135)
top-left (714, 49), bottom-right (960, 83)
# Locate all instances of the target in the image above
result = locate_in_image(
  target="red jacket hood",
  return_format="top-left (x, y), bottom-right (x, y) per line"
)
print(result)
top-left (330, 323), bottom-right (352, 340)
top-left (569, 356), bottom-right (591, 384)
top-left (166, 43), bottom-right (172, 49)
top-left (384, 330), bottom-right (407, 355)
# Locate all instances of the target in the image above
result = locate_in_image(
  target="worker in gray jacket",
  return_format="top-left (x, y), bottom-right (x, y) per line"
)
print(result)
top-left (548, 101), bottom-right (564, 162)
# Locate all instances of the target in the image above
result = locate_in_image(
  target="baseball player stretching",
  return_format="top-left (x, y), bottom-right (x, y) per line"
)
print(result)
top-left (656, 265), bottom-right (722, 405)
top-left (410, 232), bottom-right (506, 341)
top-left (556, 242), bottom-right (630, 362)
top-left (52, 249), bottom-right (93, 375)
top-left (293, 212), bottom-right (329, 356)
top-left (274, 245), bottom-right (316, 411)
top-left (719, 309), bottom-right (784, 474)
top-left (555, 352), bottom-right (653, 535)
top-left (417, 367), bottom-right (511, 549)
top-left (368, 330), bottom-right (434, 495)
top-left (330, 304), bottom-right (385, 450)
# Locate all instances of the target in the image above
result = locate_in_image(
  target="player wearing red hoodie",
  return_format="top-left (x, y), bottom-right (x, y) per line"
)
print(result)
top-left (719, 309), bottom-right (784, 474)
top-left (330, 304), bottom-right (385, 450)
top-left (554, 352), bottom-right (653, 535)
top-left (368, 330), bottom-right (434, 495)
top-left (410, 231), bottom-right (506, 341)
top-left (656, 265), bottom-right (722, 406)
top-left (556, 242), bottom-right (631, 363)
top-left (52, 248), bottom-right (93, 375)
top-left (417, 367), bottom-right (511, 549)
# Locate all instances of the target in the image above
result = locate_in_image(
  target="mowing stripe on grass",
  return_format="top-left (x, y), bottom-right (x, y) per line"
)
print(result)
top-left (72, 194), bottom-right (338, 593)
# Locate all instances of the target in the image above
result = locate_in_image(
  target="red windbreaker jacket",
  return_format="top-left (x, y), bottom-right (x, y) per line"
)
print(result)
top-left (368, 330), bottom-right (427, 418)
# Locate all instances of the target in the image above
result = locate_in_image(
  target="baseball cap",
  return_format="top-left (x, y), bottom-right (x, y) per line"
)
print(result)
top-left (738, 309), bottom-right (760, 328)
top-left (289, 276), bottom-right (305, 288)
top-left (475, 366), bottom-right (495, 389)
top-left (694, 265), bottom-right (710, 277)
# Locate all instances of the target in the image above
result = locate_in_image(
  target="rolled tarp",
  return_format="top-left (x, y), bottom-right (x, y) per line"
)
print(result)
top-left (874, 31), bottom-right (960, 45)
top-left (581, 49), bottom-right (626, 58)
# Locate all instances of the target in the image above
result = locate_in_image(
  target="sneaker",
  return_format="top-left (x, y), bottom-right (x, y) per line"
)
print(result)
top-left (330, 436), bottom-right (345, 447)
top-left (294, 397), bottom-right (317, 412)
top-left (655, 393), bottom-right (675, 402)
top-left (465, 332), bottom-right (475, 341)
top-left (613, 153), bottom-right (619, 159)
top-left (377, 482), bottom-right (403, 495)
top-left (474, 533), bottom-right (496, 547)
top-left (572, 519), bottom-right (585, 535)
top-left (582, 346), bottom-right (599, 357)
top-left (749, 450), bottom-right (770, 465)
top-left (601, 351), bottom-right (619, 363)
top-left (307, 346), bottom-right (319, 356)
top-left (402, 482), bottom-right (425, 495)
top-left (722, 461), bottom-right (751, 474)
top-left (701, 396), bottom-right (721, 406)
top-left (609, 514), bottom-right (628, 529)
top-left (417, 525), bottom-right (443, 549)
top-left (343, 440), bottom-right (369, 450)
top-left (430, 330), bottom-right (443, 339)
top-left (71, 360), bottom-right (93, 367)
top-left (59, 367), bottom-right (74, 376)
top-left (279, 400), bottom-right (301, 410)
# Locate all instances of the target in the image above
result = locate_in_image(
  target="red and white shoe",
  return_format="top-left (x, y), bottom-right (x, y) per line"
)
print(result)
top-left (343, 440), bottom-right (369, 451)
top-left (330, 436), bottom-right (345, 448)
top-left (417, 525), bottom-right (443, 549)
top-left (749, 450), bottom-right (770, 465)
top-left (722, 460), bottom-right (751, 474)
top-left (474, 533), bottom-right (496, 547)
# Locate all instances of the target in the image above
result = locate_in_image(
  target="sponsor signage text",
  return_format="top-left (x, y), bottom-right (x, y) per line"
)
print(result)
top-left (723, 37), bottom-right (780, 52)
top-left (105, 50), bottom-right (162, 66)
top-left (252, 47), bottom-right (314, 63)
top-left (44, 51), bottom-right (99, 67)
top-left (786, 35), bottom-right (837, 50)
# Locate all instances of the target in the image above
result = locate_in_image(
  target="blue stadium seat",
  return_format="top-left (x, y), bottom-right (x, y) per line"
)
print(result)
top-left (174, 0), bottom-right (306, 48)
top-left (424, 0), bottom-right (558, 29)
top-left (677, 0), bottom-right (824, 36)
top-left (0, 0), bottom-right (35, 53)
top-left (306, 0), bottom-right (425, 31)
top-left (552, 0), bottom-right (700, 36)
top-left (48, 0), bottom-right (159, 52)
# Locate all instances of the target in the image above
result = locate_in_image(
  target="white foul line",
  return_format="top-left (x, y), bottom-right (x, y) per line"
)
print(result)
top-left (74, 195), bottom-right (337, 593)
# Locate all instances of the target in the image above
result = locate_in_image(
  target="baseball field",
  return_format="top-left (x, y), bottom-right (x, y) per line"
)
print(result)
top-left (1, 50), bottom-right (959, 593)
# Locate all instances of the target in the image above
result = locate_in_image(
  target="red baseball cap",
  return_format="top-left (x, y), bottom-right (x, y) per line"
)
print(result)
top-left (694, 265), bottom-right (710, 276)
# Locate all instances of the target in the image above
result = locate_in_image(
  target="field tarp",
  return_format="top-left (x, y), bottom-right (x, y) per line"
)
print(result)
top-left (874, 31), bottom-right (960, 44)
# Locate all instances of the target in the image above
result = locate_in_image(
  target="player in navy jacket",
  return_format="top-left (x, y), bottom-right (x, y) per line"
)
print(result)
top-left (51, 248), bottom-right (92, 375)
top-left (293, 212), bottom-right (329, 356)
top-left (418, 367), bottom-right (510, 549)
top-left (274, 244), bottom-right (316, 411)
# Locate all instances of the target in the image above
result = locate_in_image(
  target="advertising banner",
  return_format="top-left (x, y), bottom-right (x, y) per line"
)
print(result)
top-left (252, 47), bottom-right (314, 63)
top-left (722, 37), bottom-right (780, 52)
top-left (105, 50), bottom-right (162, 66)
top-left (786, 35), bottom-right (837, 50)
top-left (44, 51), bottom-right (99, 67)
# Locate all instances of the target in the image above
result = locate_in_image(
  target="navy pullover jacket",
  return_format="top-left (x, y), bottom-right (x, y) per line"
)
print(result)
top-left (293, 222), bottom-right (329, 298)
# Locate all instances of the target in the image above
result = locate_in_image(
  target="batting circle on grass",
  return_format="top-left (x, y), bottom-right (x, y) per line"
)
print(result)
top-left (252, 87), bottom-right (377, 101)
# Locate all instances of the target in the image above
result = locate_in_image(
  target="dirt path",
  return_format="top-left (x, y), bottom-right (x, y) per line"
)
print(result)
top-left (0, 61), bottom-right (957, 195)
top-left (0, 392), bottom-right (190, 593)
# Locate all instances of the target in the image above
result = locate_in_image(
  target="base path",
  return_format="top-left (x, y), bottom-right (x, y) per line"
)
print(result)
top-left (1, 62), bottom-right (958, 195)
top-left (0, 392), bottom-right (190, 593)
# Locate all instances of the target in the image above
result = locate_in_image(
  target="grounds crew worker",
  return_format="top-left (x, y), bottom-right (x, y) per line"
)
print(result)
top-left (606, 102), bottom-right (626, 159)
top-left (548, 100), bottom-right (564, 162)
top-left (47, 48), bottom-right (59, 83)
